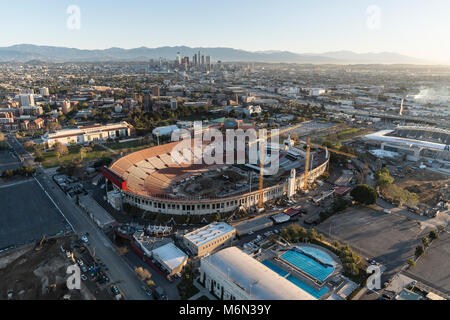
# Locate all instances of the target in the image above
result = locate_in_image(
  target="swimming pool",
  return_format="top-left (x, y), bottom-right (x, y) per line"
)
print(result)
top-left (262, 260), bottom-right (329, 299)
top-left (280, 246), bottom-right (335, 282)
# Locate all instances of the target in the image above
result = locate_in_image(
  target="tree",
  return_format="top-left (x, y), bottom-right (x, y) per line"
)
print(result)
top-left (34, 150), bottom-right (44, 163)
top-left (54, 142), bottom-right (68, 160)
top-left (350, 184), bottom-right (378, 205)
top-left (24, 141), bottom-right (36, 151)
top-left (421, 237), bottom-right (430, 247)
top-left (407, 259), bottom-right (416, 268)
top-left (415, 245), bottom-right (425, 258)
top-left (2, 169), bottom-right (14, 178)
top-left (429, 230), bottom-right (439, 241)
top-left (333, 196), bottom-right (351, 213)
top-left (382, 184), bottom-right (418, 206)
top-left (68, 118), bottom-right (77, 126)
top-left (79, 147), bottom-right (91, 161)
top-left (375, 168), bottom-right (394, 187)
top-left (307, 228), bottom-right (318, 241)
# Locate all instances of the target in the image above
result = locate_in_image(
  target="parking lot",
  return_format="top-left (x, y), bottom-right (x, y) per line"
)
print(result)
top-left (65, 238), bottom-right (117, 300)
top-left (0, 149), bottom-right (22, 173)
top-left (0, 179), bottom-right (69, 250)
top-left (404, 232), bottom-right (450, 295)
top-left (316, 206), bottom-right (430, 281)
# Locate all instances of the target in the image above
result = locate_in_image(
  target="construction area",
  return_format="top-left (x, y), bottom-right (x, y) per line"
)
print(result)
top-left (394, 169), bottom-right (449, 209)
top-left (0, 234), bottom-right (114, 300)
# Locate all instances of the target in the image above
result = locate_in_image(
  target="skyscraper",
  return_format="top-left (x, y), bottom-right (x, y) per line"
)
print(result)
top-left (151, 86), bottom-right (160, 97)
top-left (62, 100), bottom-right (71, 113)
top-left (19, 94), bottom-right (34, 107)
top-left (40, 87), bottom-right (49, 96)
top-left (206, 56), bottom-right (211, 71)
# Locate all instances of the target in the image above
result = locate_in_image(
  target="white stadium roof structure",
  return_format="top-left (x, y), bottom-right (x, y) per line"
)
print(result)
top-left (364, 130), bottom-right (449, 151)
top-left (202, 247), bottom-right (316, 300)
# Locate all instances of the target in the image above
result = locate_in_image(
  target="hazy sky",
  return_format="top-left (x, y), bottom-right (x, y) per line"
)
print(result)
top-left (1, 0), bottom-right (449, 63)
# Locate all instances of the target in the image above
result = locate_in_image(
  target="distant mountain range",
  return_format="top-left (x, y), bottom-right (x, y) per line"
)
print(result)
top-left (0, 44), bottom-right (429, 64)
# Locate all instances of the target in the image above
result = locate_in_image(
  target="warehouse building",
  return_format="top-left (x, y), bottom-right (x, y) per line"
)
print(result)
top-left (200, 247), bottom-right (316, 300)
top-left (183, 222), bottom-right (236, 257)
top-left (152, 242), bottom-right (188, 276)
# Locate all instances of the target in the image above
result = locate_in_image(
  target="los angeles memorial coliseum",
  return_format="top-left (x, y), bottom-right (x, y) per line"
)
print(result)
top-left (102, 136), bottom-right (330, 216)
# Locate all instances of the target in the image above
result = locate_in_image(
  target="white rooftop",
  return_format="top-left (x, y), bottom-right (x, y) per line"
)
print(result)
top-left (364, 130), bottom-right (447, 151)
top-left (202, 247), bottom-right (316, 300)
top-left (152, 242), bottom-right (188, 272)
top-left (184, 222), bottom-right (235, 247)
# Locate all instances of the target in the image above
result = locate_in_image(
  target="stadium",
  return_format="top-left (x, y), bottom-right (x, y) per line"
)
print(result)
top-left (102, 135), bottom-right (330, 216)
top-left (364, 126), bottom-right (450, 161)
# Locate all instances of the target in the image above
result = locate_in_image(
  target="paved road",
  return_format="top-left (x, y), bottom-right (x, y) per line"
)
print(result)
top-left (7, 135), bottom-right (149, 300)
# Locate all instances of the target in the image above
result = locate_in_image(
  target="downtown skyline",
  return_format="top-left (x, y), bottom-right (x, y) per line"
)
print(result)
top-left (0, 0), bottom-right (449, 64)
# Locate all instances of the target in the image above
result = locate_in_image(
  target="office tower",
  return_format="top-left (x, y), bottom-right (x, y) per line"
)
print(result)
top-left (193, 54), bottom-right (198, 66)
top-left (40, 87), bottom-right (49, 96)
top-left (62, 100), bottom-right (71, 113)
top-left (170, 98), bottom-right (178, 110)
top-left (19, 94), bottom-right (34, 107)
top-left (151, 86), bottom-right (160, 97)
top-left (176, 52), bottom-right (181, 65)
top-left (201, 55), bottom-right (205, 66)
top-left (206, 56), bottom-right (211, 71)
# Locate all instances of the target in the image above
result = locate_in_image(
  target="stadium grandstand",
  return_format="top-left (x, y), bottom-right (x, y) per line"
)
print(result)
top-left (364, 126), bottom-right (450, 161)
top-left (102, 136), bottom-right (329, 216)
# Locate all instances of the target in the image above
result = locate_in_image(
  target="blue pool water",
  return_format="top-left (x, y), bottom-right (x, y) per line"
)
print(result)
top-left (262, 260), bottom-right (329, 299)
top-left (280, 246), bottom-right (335, 282)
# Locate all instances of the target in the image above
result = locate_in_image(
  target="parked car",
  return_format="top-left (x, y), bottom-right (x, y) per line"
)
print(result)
top-left (142, 286), bottom-right (152, 296)
top-left (154, 287), bottom-right (168, 300)
top-left (81, 235), bottom-right (89, 243)
top-left (110, 285), bottom-right (120, 296)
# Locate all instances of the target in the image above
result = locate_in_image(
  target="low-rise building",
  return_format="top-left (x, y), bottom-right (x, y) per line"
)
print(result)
top-left (42, 121), bottom-right (132, 147)
top-left (200, 247), bottom-right (316, 300)
top-left (183, 222), bottom-right (236, 257)
top-left (152, 242), bottom-right (188, 276)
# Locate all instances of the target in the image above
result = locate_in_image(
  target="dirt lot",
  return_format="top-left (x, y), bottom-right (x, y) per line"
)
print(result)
top-left (395, 169), bottom-right (449, 207)
top-left (0, 235), bottom-right (81, 300)
top-left (0, 234), bottom-right (113, 300)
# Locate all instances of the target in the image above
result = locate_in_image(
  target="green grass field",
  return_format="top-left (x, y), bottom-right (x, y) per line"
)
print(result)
top-left (41, 145), bottom-right (114, 168)
top-left (40, 140), bottom-right (154, 168)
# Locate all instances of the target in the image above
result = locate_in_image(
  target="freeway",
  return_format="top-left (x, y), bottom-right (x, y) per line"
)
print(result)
top-left (7, 134), bottom-right (150, 300)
